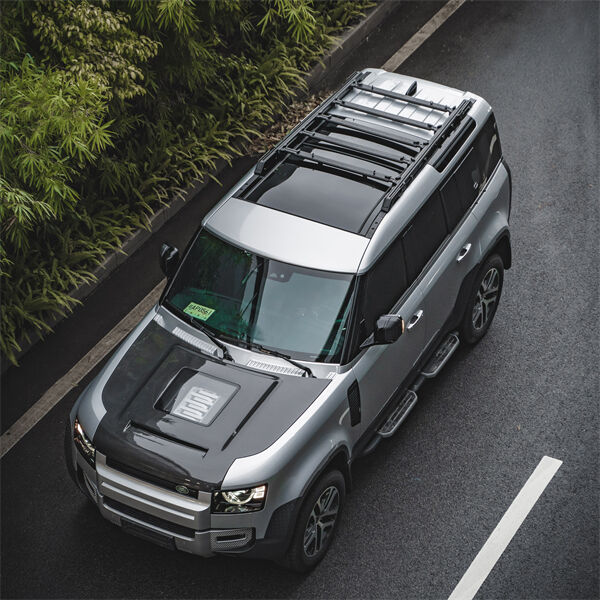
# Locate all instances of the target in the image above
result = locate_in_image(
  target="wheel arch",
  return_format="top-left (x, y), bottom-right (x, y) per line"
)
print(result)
top-left (450, 229), bottom-right (511, 329)
top-left (491, 232), bottom-right (512, 270)
top-left (299, 445), bottom-right (352, 499)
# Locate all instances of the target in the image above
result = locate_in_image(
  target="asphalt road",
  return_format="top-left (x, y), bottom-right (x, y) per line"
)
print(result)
top-left (1, 2), bottom-right (598, 599)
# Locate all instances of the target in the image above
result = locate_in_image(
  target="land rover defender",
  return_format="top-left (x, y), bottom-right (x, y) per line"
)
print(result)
top-left (66, 68), bottom-right (511, 572)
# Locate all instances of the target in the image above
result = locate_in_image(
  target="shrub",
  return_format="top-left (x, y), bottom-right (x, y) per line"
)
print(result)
top-left (0, 0), bottom-right (373, 365)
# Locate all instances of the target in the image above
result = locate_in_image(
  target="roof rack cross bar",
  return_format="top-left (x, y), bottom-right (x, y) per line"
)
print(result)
top-left (317, 115), bottom-right (425, 154)
top-left (335, 100), bottom-right (440, 132)
top-left (354, 83), bottom-right (454, 113)
top-left (253, 71), bottom-right (369, 176)
top-left (282, 148), bottom-right (400, 184)
top-left (300, 131), bottom-right (411, 172)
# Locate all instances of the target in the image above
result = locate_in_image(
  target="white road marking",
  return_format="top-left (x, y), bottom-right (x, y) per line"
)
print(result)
top-left (381, 0), bottom-right (468, 72)
top-left (448, 456), bottom-right (563, 600)
top-left (0, 0), bottom-right (469, 457)
top-left (0, 280), bottom-right (165, 459)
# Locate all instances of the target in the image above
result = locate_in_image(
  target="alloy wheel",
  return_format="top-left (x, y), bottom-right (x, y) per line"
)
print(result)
top-left (472, 267), bottom-right (500, 330)
top-left (303, 485), bottom-right (340, 558)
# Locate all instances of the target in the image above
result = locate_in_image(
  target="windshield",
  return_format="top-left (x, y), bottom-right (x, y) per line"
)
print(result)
top-left (164, 231), bottom-right (355, 362)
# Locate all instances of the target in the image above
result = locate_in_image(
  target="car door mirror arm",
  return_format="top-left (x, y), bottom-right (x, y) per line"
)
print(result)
top-left (160, 243), bottom-right (180, 278)
top-left (360, 314), bottom-right (404, 349)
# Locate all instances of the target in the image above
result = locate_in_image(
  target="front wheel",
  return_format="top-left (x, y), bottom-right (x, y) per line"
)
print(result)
top-left (280, 470), bottom-right (345, 573)
top-left (460, 254), bottom-right (504, 344)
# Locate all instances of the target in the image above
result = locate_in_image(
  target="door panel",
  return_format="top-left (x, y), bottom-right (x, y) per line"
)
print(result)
top-left (422, 213), bottom-right (479, 344)
top-left (351, 287), bottom-right (424, 434)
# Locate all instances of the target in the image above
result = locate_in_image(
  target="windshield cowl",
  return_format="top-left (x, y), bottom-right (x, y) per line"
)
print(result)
top-left (157, 305), bottom-right (339, 379)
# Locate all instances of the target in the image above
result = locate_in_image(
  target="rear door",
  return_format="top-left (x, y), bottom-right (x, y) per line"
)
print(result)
top-left (421, 116), bottom-right (503, 345)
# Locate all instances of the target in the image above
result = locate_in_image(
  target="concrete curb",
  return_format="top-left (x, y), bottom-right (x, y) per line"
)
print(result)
top-left (12, 0), bottom-right (400, 363)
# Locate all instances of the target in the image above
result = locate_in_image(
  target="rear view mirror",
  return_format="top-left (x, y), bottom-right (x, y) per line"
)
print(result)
top-left (374, 314), bottom-right (404, 345)
top-left (160, 243), bottom-right (180, 278)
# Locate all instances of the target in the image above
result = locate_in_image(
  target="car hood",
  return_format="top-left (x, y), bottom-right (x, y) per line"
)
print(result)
top-left (90, 320), bottom-right (330, 492)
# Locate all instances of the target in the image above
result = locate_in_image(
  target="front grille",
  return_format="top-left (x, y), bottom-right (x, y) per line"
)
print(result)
top-left (104, 497), bottom-right (196, 538)
top-left (96, 454), bottom-right (211, 531)
top-left (106, 457), bottom-right (195, 496)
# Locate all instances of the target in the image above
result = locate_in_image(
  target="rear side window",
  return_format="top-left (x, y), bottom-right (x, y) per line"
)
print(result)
top-left (440, 176), bottom-right (463, 231)
top-left (402, 193), bottom-right (447, 283)
top-left (474, 115), bottom-right (502, 185)
top-left (440, 115), bottom-right (503, 232)
top-left (439, 149), bottom-right (481, 231)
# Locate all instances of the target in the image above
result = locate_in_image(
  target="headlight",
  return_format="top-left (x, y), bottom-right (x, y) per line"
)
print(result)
top-left (212, 485), bottom-right (267, 513)
top-left (73, 417), bottom-right (95, 468)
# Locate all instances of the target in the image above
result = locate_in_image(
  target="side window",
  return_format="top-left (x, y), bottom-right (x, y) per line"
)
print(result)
top-left (475, 115), bottom-right (502, 185)
top-left (457, 148), bottom-right (483, 211)
top-left (358, 235), bottom-right (407, 341)
top-left (440, 147), bottom-right (481, 227)
top-left (440, 115), bottom-right (503, 233)
top-left (402, 192), bottom-right (447, 283)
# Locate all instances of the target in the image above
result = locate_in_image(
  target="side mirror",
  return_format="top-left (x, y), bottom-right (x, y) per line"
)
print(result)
top-left (373, 314), bottom-right (404, 344)
top-left (160, 243), bottom-right (179, 278)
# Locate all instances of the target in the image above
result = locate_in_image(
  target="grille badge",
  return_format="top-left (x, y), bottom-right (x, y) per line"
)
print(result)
top-left (175, 484), bottom-right (190, 495)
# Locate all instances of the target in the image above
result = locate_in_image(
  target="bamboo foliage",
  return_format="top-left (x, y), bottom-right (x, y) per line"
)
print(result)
top-left (0, 0), bottom-right (373, 365)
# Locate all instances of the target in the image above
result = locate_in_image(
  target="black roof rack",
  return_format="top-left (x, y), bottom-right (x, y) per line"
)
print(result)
top-left (237, 71), bottom-right (474, 236)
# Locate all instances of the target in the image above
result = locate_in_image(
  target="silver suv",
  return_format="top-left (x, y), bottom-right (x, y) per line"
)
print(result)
top-left (66, 68), bottom-right (511, 572)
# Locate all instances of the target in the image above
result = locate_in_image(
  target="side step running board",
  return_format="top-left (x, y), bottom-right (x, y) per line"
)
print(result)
top-left (361, 389), bottom-right (419, 456)
top-left (377, 390), bottom-right (418, 438)
top-left (360, 333), bottom-right (460, 457)
top-left (421, 333), bottom-right (459, 378)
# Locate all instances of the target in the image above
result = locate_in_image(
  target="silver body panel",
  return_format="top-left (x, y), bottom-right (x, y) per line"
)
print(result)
top-left (204, 197), bottom-right (369, 273)
top-left (69, 69), bottom-right (511, 558)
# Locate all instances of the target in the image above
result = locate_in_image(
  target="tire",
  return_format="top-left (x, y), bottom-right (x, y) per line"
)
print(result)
top-left (460, 254), bottom-right (504, 344)
top-left (280, 470), bottom-right (345, 573)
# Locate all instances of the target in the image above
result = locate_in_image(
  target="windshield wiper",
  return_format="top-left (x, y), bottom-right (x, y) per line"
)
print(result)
top-left (167, 304), bottom-right (233, 362)
top-left (240, 340), bottom-right (315, 378)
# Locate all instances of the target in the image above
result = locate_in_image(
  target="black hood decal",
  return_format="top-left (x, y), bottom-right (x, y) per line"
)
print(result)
top-left (93, 321), bottom-right (329, 491)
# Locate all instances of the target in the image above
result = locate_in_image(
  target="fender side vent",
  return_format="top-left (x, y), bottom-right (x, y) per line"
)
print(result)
top-left (347, 381), bottom-right (361, 427)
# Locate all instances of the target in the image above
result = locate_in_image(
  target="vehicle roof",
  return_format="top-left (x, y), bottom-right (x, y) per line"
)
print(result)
top-left (204, 69), bottom-right (493, 274)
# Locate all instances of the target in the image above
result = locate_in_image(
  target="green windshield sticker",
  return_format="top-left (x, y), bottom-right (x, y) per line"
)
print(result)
top-left (183, 302), bottom-right (215, 321)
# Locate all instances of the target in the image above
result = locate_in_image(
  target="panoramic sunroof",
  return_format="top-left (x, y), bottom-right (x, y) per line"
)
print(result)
top-left (244, 160), bottom-right (386, 233)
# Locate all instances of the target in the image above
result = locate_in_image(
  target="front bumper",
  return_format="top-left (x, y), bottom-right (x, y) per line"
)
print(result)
top-left (68, 444), bottom-right (296, 559)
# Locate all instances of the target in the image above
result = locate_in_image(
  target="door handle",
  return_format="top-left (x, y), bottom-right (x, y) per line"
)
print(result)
top-left (456, 243), bottom-right (472, 263)
top-left (407, 310), bottom-right (423, 330)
